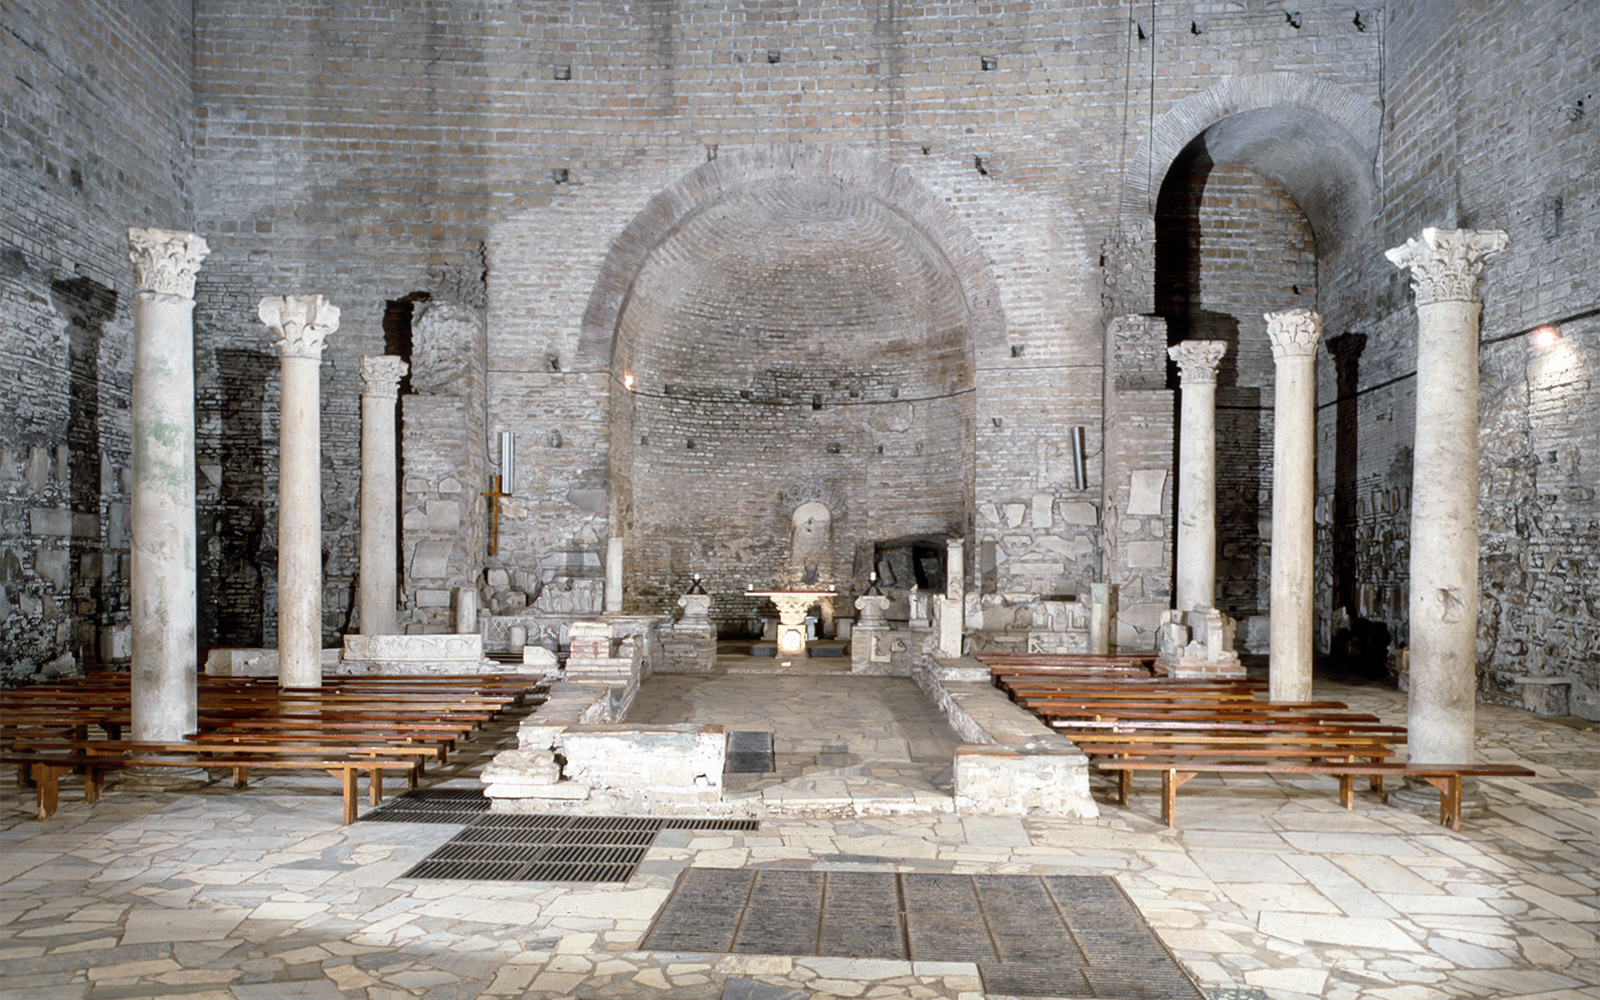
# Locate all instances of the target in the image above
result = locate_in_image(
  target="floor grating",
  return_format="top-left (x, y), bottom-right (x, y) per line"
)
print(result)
top-left (361, 787), bottom-right (491, 823)
top-left (398, 814), bottom-right (759, 883)
top-left (641, 869), bottom-right (1204, 999)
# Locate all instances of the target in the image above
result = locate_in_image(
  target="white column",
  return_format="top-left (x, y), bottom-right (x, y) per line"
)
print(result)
top-left (938, 538), bottom-right (965, 657)
top-left (358, 355), bottom-right (406, 635)
top-left (260, 295), bottom-right (339, 688)
top-left (604, 536), bottom-right (624, 613)
top-left (1265, 309), bottom-right (1323, 703)
top-left (127, 228), bottom-right (209, 742)
top-left (1385, 228), bottom-right (1508, 766)
top-left (1167, 341), bottom-right (1228, 612)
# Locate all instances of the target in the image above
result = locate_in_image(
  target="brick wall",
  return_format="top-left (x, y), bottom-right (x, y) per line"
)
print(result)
top-left (0, 0), bottom-right (194, 681)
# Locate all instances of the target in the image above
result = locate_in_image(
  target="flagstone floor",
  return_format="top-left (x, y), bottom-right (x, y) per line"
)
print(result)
top-left (2, 670), bottom-right (1595, 1000)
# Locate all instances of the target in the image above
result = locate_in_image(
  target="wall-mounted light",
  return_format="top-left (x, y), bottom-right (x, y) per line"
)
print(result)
top-left (1531, 324), bottom-right (1561, 350)
top-left (767, 50), bottom-right (781, 63)
top-left (554, 65), bottom-right (571, 81)
top-left (980, 55), bottom-right (998, 71)
top-left (548, 430), bottom-right (562, 449)
top-left (1070, 426), bottom-right (1089, 491)
top-left (498, 431), bottom-right (516, 492)
top-left (622, 372), bottom-right (637, 390)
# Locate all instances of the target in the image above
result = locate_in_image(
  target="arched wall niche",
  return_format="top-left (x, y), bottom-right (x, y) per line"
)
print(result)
top-left (587, 145), bottom-right (997, 619)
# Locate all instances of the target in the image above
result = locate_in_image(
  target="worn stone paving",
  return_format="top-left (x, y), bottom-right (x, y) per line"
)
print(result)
top-left (1, 677), bottom-right (1596, 1000)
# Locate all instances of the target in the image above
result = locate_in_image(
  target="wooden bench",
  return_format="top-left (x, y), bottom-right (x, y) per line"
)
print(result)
top-left (2, 748), bottom-right (420, 824)
top-left (1093, 758), bottom-right (1537, 830)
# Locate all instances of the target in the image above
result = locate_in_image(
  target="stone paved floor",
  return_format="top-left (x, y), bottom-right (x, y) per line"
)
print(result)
top-left (2, 671), bottom-right (1596, 1000)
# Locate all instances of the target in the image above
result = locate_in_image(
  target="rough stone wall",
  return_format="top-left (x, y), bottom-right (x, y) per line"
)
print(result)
top-left (0, 0), bottom-right (195, 682)
top-left (1313, 0), bottom-right (1598, 715)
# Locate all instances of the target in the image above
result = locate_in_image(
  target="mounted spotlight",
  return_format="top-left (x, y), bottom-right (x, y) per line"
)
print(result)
top-left (1530, 324), bottom-right (1561, 349)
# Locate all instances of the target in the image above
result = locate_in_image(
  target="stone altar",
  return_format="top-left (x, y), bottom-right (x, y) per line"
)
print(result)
top-left (745, 589), bottom-right (836, 657)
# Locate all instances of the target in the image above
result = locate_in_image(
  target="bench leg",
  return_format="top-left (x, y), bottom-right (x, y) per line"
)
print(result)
top-left (1118, 769), bottom-right (1131, 807)
top-left (1338, 774), bottom-right (1355, 809)
top-left (368, 766), bottom-right (382, 806)
top-left (1421, 776), bottom-right (1463, 830)
top-left (31, 763), bottom-right (63, 820)
top-left (234, 766), bottom-right (249, 790)
top-left (1161, 769), bottom-right (1195, 828)
top-left (408, 762), bottom-right (420, 790)
top-left (340, 768), bottom-right (358, 825)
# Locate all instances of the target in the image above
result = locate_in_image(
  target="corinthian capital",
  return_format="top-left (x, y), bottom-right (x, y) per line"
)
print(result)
top-left (1265, 308), bottom-right (1323, 360)
top-left (1385, 227), bottom-right (1509, 306)
top-left (128, 228), bottom-right (210, 299)
top-left (359, 355), bottom-right (408, 397)
top-left (259, 295), bottom-right (340, 359)
top-left (1167, 340), bottom-right (1228, 385)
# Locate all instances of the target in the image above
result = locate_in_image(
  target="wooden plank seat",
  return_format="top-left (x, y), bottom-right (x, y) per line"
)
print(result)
top-left (1, 746), bottom-right (420, 824)
top-left (1092, 758), bottom-right (1537, 830)
top-left (9, 737), bottom-right (436, 790)
top-left (191, 728), bottom-right (455, 762)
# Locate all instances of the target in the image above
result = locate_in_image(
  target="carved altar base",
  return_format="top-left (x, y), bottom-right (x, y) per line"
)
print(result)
top-left (1153, 607), bottom-right (1245, 679)
top-left (746, 589), bottom-right (836, 657)
top-left (339, 633), bottom-right (496, 674)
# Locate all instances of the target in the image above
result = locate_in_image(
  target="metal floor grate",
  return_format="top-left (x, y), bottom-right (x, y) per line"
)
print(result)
top-left (641, 870), bottom-right (1204, 999)
top-left (400, 814), bottom-right (759, 883)
top-left (361, 787), bottom-right (491, 823)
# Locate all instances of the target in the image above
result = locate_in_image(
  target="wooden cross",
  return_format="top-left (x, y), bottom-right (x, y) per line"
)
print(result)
top-left (481, 474), bottom-right (511, 556)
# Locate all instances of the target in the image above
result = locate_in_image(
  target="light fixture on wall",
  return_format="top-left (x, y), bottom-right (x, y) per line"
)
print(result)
top-left (622, 372), bottom-right (636, 390)
top-left (498, 431), bottom-right (516, 492)
top-left (1070, 426), bottom-right (1089, 491)
top-left (548, 430), bottom-right (562, 448)
top-left (1531, 324), bottom-right (1561, 349)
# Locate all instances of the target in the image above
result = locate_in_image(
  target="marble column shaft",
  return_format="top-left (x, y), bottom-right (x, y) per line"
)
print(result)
top-left (1386, 227), bottom-right (1508, 764)
top-left (1265, 309), bottom-right (1323, 703)
top-left (604, 537), bottom-right (624, 613)
top-left (260, 295), bottom-right (339, 688)
top-left (1168, 341), bottom-right (1228, 612)
top-left (358, 356), bottom-right (406, 636)
top-left (127, 228), bottom-right (209, 742)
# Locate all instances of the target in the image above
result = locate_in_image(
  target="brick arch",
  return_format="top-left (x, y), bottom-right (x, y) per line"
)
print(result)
top-left (1119, 72), bottom-right (1380, 245)
top-left (575, 143), bottom-right (1006, 369)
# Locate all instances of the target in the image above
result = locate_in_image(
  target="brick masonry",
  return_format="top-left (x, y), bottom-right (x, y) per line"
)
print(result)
top-left (1, 0), bottom-right (1594, 716)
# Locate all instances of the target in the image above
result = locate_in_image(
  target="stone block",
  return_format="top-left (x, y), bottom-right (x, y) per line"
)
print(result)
top-left (425, 499), bottom-right (462, 530)
top-left (1127, 469), bottom-right (1167, 515)
top-left (33, 547), bottom-right (70, 589)
top-left (1059, 501), bottom-right (1098, 525)
top-left (1125, 540), bottom-right (1165, 567)
top-left (410, 540), bottom-right (454, 578)
top-left (416, 588), bottom-right (451, 607)
top-left (1511, 676), bottom-right (1571, 716)
top-left (29, 508), bottom-right (73, 536)
top-left (954, 745), bottom-right (1098, 818)
top-left (1031, 492), bottom-right (1053, 528)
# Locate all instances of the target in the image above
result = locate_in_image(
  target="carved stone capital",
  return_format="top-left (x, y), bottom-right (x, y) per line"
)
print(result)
top-left (1385, 227), bottom-right (1509, 306)
top-left (128, 228), bottom-right (210, 299)
top-left (359, 355), bottom-right (408, 397)
top-left (1265, 308), bottom-right (1323, 360)
top-left (1167, 340), bottom-right (1228, 385)
top-left (259, 295), bottom-right (339, 359)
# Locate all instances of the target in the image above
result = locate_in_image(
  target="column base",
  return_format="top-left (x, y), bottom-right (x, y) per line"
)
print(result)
top-left (112, 767), bottom-right (214, 791)
top-left (1387, 777), bottom-right (1485, 822)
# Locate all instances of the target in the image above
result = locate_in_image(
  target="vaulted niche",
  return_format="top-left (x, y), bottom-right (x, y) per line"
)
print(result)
top-left (610, 176), bottom-right (976, 618)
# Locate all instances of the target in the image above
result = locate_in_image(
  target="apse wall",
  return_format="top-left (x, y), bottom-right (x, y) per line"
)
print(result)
top-left (0, 0), bottom-right (196, 682)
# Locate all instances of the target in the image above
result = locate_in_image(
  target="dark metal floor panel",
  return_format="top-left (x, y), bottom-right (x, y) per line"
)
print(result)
top-left (726, 730), bottom-right (776, 773)
top-left (641, 870), bottom-right (1205, 999)
top-left (399, 814), bottom-right (757, 883)
top-left (361, 787), bottom-right (491, 823)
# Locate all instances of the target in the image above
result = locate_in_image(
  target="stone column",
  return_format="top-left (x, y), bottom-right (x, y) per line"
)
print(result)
top-left (127, 228), bottom-right (209, 743)
top-left (938, 538), bottom-right (965, 657)
top-left (1089, 582), bottom-right (1115, 654)
top-left (604, 536), bottom-right (624, 612)
top-left (1385, 228), bottom-right (1508, 772)
top-left (454, 586), bottom-right (477, 634)
top-left (1167, 341), bottom-right (1228, 612)
top-left (260, 295), bottom-right (339, 688)
top-left (1265, 309), bottom-right (1323, 702)
top-left (358, 355), bottom-right (406, 635)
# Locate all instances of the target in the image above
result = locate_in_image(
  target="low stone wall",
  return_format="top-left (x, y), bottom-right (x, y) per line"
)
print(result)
top-left (915, 656), bottom-right (1100, 818)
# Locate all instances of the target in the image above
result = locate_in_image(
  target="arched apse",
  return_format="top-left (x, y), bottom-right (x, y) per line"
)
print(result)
top-left (1121, 72), bottom-right (1380, 255)
top-left (1128, 74), bottom-right (1379, 638)
top-left (585, 145), bottom-right (1000, 618)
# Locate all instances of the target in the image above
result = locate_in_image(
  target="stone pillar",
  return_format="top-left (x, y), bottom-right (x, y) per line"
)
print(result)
top-left (604, 537), bottom-right (624, 613)
top-left (127, 228), bottom-right (209, 742)
top-left (938, 538), bottom-right (965, 657)
top-left (1265, 309), bottom-right (1323, 702)
top-left (852, 594), bottom-right (892, 674)
top-left (260, 295), bottom-right (339, 688)
top-left (454, 586), bottom-right (477, 635)
top-left (1385, 228), bottom-right (1508, 772)
top-left (1167, 341), bottom-right (1228, 612)
top-left (1089, 582), bottom-right (1115, 654)
top-left (358, 355), bottom-right (406, 635)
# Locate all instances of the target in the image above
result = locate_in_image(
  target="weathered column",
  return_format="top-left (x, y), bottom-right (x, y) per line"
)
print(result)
top-left (1089, 582), bottom-right (1115, 654)
top-left (1167, 341), bottom-right (1228, 611)
top-left (1265, 309), bottom-right (1323, 702)
top-left (938, 538), bottom-right (965, 657)
top-left (127, 228), bottom-right (209, 742)
top-left (604, 537), bottom-right (624, 613)
top-left (260, 295), bottom-right (339, 688)
top-left (1385, 228), bottom-right (1507, 772)
top-left (358, 355), bottom-right (406, 635)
